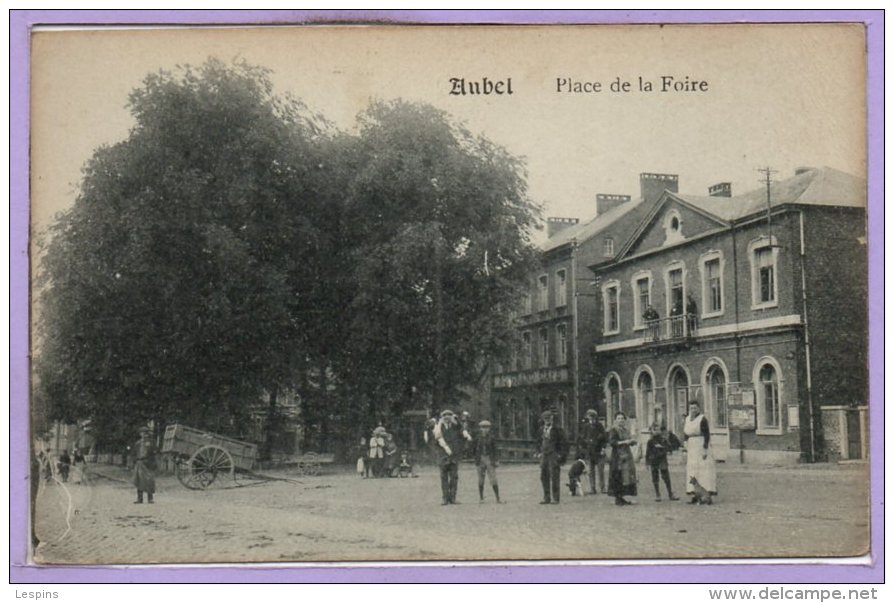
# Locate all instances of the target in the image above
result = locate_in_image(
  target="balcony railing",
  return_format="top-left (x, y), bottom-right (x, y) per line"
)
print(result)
top-left (641, 314), bottom-right (698, 344)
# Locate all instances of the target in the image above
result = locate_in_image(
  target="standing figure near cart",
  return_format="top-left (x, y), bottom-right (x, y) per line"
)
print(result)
top-left (434, 409), bottom-right (470, 505)
top-left (132, 426), bottom-right (158, 504)
top-left (577, 409), bottom-right (607, 495)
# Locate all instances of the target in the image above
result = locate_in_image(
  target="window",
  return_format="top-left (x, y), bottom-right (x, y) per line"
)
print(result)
top-left (705, 258), bottom-right (722, 313)
top-left (757, 248), bottom-right (775, 303)
top-left (522, 292), bottom-right (532, 316)
top-left (663, 210), bottom-right (685, 245)
top-left (605, 374), bottom-right (622, 419)
top-left (603, 237), bottom-right (615, 257)
top-left (538, 274), bottom-right (549, 311)
top-left (669, 268), bottom-right (684, 314)
top-left (538, 327), bottom-right (549, 368)
top-left (758, 363), bottom-right (781, 429)
top-left (749, 237), bottom-right (779, 309)
top-left (705, 364), bottom-right (728, 429)
top-left (632, 273), bottom-right (652, 329)
top-left (636, 370), bottom-right (653, 424)
top-left (556, 323), bottom-right (568, 365)
top-left (602, 282), bottom-right (620, 334)
top-left (521, 331), bottom-right (532, 370)
top-left (555, 269), bottom-right (567, 307)
top-left (669, 366), bottom-right (690, 436)
top-left (499, 399), bottom-right (514, 438)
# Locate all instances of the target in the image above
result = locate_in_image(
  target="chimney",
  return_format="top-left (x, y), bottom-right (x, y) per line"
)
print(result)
top-left (640, 172), bottom-right (679, 203)
top-left (708, 182), bottom-right (732, 197)
top-left (546, 216), bottom-right (580, 238)
top-left (595, 193), bottom-right (631, 216)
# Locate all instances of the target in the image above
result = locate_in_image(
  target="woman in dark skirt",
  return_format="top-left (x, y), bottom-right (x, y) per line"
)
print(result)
top-left (607, 411), bottom-right (638, 506)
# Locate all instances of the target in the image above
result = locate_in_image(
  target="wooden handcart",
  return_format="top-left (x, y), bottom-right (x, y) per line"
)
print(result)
top-left (162, 423), bottom-right (258, 490)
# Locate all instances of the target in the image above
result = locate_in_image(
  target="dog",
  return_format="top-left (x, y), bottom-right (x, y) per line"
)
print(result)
top-left (688, 477), bottom-right (712, 505)
top-left (566, 459), bottom-right (587, 496)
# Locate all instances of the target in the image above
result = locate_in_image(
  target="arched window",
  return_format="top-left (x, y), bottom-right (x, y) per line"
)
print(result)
top-left (705, 364), bottom-right (728, 429)
top-left (757, 363), bottom-right (781, 430)
top-left (668, 366), bottom-right (690, 435)
top-left (605, 374), bottom-right (622, 419)
top-left (636, 369), bottom-right (655, 427)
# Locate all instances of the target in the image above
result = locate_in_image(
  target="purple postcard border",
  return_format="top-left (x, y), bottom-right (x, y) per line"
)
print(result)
top-left (9, 9), bottom-right (884, 584)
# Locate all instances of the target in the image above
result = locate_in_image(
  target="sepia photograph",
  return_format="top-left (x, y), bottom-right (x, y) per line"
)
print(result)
top-left (23, 19), bottom-right (874, 569)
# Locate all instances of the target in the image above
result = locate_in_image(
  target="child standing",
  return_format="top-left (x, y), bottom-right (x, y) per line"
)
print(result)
top-left (645, 423), bottom-right (681, 502)
top-left (471, 420), bottom-right (502, 503)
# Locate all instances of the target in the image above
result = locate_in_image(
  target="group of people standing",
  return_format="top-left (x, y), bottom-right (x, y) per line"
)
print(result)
top-left (569, 401), bottom-right (718, 506)
top-left (358, 400), bottom-right (717, 509)
top-left (425, 409), bottom-right (503, 505)
top-left (421, 401), bottom-right (717, 508)
top-left (36, 447), bottom-right (89, 484)
top-left (359, 425), bottom-right (415, 478)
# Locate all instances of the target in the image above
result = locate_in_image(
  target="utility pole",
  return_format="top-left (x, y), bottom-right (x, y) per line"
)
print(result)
top-left (757, 166), bottom-right (778, 242)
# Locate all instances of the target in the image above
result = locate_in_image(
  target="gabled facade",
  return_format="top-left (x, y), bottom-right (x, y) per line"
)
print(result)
top-left (588, 167), bottom-right (867, 463)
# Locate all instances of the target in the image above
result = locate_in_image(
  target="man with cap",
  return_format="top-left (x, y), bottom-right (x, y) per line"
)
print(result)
top-left (471, 420), bottom-right (502, 504)
top-left (536, 409), bottom-right (569, 504)
top-left (132, 426), bottom-right (157, 504)
top-left (433, 409), bottom-right (471, 505)
top-left (577, 409), bottom-right (608, 494)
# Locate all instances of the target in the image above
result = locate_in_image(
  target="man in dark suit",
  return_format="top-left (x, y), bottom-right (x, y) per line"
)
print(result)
top-left (537, 409), bottom-right (569, 504)
top-left (577, 409), bottom-right (608, 494)
top-left (434, 409), bottom-right (471, 505)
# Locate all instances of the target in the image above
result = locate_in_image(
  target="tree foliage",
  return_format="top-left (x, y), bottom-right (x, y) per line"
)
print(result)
top-left (34, 59), bottom-right (335, 446)
top-left (34, 62), bottom-right (541, 451)
top-left (337, 100), bottom-right (541, 416)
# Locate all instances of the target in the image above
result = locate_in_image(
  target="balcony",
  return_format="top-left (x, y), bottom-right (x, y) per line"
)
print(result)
top-left (641, 314), bottom-right (698, 345)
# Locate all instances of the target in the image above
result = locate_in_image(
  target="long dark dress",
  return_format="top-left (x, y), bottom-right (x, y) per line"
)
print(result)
top-left (132, 439), bottom-right (157, 494)
top-left (607, 426), bottom-right (637, 497)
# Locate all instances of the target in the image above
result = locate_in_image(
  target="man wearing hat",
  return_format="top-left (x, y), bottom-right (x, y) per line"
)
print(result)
top-left (471, 420), bottom-right (502, 504)
top-left (537, 409), bottom-right (569, 504)
top-left (368, 427), bottom-right (386, 478)
top-left (433, 409), bottom-right (471, 505)
top-left (132, 426), bottom-right (157, 504)
top-left (577, 409), bottom-right (608, 494)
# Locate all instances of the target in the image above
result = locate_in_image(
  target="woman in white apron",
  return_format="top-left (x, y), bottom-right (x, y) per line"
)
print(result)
top-left (683, 401), bottom-right (717, 504)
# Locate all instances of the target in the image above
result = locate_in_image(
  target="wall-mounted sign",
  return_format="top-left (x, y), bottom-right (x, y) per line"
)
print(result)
top-left (728, 404), bottom-right (756, 431)
top-left (787, 405), bottom-right (800, 431)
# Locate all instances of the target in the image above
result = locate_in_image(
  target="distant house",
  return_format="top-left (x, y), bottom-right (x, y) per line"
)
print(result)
top-left (588, 167), bottom-right (867, 463)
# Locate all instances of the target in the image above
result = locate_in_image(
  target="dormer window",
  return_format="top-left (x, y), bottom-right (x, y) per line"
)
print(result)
top-left (603, 237), bottom-right (615, 257)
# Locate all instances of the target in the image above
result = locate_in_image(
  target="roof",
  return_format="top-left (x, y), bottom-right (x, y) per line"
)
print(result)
top-left (673, 166), bottom-right (865, 222)
top-left (540, 196), bottom-right (644, 252)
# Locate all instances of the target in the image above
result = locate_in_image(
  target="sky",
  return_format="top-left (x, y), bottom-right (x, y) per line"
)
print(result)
top-left (30, 24), bottom-right (866, 242)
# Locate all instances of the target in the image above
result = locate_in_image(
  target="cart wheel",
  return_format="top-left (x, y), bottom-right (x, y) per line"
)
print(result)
top-left (176, 445), bottom-right (234, 490)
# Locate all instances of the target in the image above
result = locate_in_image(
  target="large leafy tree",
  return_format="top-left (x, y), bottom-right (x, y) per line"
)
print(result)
top-left (34, 59), bottom-right (335, 449)
top-left (337, 100), bottom-right (541, 418)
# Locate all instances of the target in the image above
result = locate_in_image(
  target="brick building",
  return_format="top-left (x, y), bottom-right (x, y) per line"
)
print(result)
top-left (588, 167), bottom-right (867, 463)
top-left (488, 190), bottom-right (653, 456)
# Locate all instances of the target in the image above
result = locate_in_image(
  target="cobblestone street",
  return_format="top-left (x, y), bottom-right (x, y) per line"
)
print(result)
top-left (32, 461), bottom-right (870, 564)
